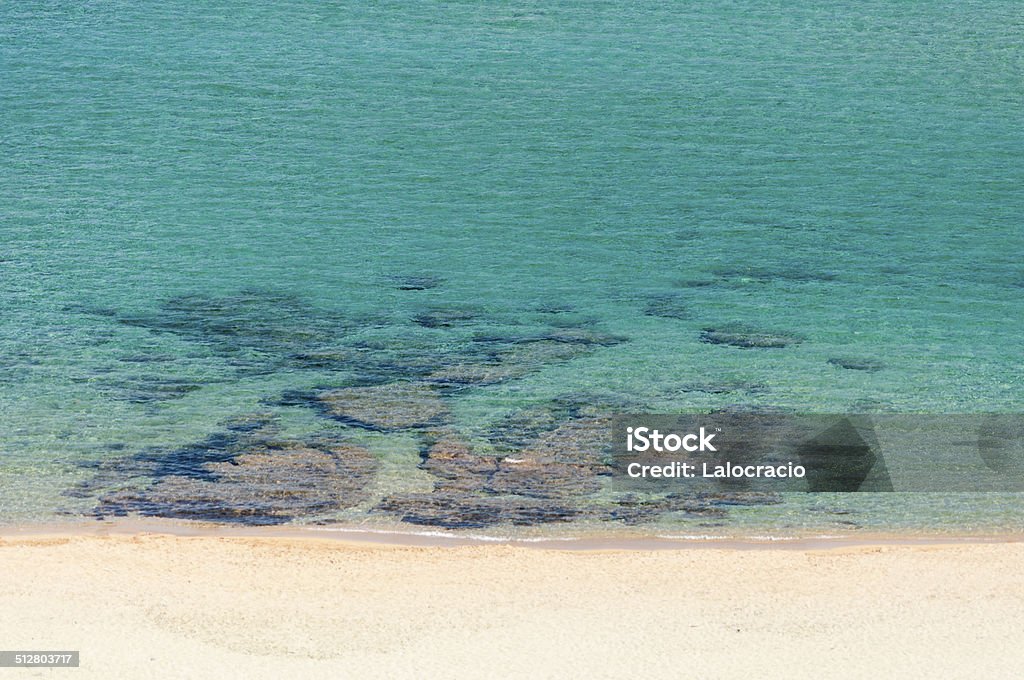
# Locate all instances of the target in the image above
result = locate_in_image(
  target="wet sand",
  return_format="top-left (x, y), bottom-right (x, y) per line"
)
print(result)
top-left (1, 531), bottom-right (1022, 679)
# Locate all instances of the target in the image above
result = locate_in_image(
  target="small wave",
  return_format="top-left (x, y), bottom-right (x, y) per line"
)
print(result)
top-left (306, 525), bottom-right (583, 544)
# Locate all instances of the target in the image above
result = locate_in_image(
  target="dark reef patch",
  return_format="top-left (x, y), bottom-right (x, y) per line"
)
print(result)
top-left (419, 434), bottom-right (499, 494)
top-left (374, 415), bottom-right (613, 528)
top-left (60, 288), bottom-right (788, 531)
top-left (375, 492), bottom-right (580, 529)
top-left (85, 419), bottom-right (378, 525)
top-left (411, 307), bottom-right (480, 329)
top-left (95, 443), bottom-right (377, 525)
top-left (692, 491), bottom-right (782, 508)
top-left (108, 290), bottom-right (353, 371)
top-left (700, 324), bottom-right (804, 349)
top-left (678, 380), bottom-right (769, 395)
top-left (286, 349), bottom-right (361, 371)
top-left (64, 290), bottom-right (625, 394)
top-left (220, 412), bottom-right (278, 433)
top-left (373, 408), bottom-right (781, 530)
top-left (418, 328), bottom-right (626, 387)
top-left (422, 360), bottom-right (523, 387)
top-left (642, 293), bottom-right (691, 320)
top-left (486, 458), bottom-right (605, 500)
top-left (91, 375), bottom-right (204, 404)
top-left (77, 399), bottom-right (785, 530)
top-left (472, 328), bottom-right (627, 348)
top-left (486, 401), bottom-right (581, 453)
top-left (485, 418), bottom-right (614, 500)
top-left (318, 382), bottom-right (450, 431)
top-left (539, 328), bottom-right (628, 347)
top-left (134, 431), bottom-right (258, 480)
top-left (828, 357), bottom-right (885, 372)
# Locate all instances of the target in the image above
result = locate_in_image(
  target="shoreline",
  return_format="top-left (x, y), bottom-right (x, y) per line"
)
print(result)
top-left (3, 515), bottom-right (1021, 551)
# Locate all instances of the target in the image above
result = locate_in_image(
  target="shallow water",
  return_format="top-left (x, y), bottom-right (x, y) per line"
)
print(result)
top-left (2, 1), bottom-right (1023, 535)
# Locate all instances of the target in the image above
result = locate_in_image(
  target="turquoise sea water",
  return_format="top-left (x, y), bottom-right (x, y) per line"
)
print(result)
top-left (2, 1), bottom-right (1023, 536)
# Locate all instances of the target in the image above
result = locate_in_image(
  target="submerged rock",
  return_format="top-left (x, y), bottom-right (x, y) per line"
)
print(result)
top-left (371, 414), bottom-right (617, 528)
top-left (423, 331), bottom-right (623, 388)
top-left (678, 380), bottom-right (769, 395)
top-left (516, 416), bottom-right (614, 465)
top-left (539, 328), bottom-right (628, 347)
top-left (494, 340), bottom-right (591, 369)
top-left (591, 498), bottom-right (664, 525)
top-left (586, 490), bottom-right (780, 525)
top-left (375, 492), bottom-right (580, 529)
top-left (416, 424), bottom-right (611, 502)
top-left (691, 491), bottom-right (782, 507)
top-left (649, 495), bottom-right (729, 518)
top-left (423, 361), bottom-right (522, 387)
top-left (220, 413), bottom-right (278, 433)
top-left (97, 376), bottom-right (204, 404)
top-left (420, 434), bottom-right (497, 493)
top-left (827, 357), bottom-right (885, 372)
top-left (113, 290), bottom-right (351, 367)
top-left (473, 327), bottom-right (626, 348)
top-left (96, 443), bottom-right (378, 525)
top-left (288, 349), bottom-right (360, 370)
top-left (412, 307), bottom-right (479, 329)
top-left (209, 444), bottom-right (375, 491)
top-left (700, 324), bottom-right (804, 349)
top-left (487, 395), bottom-right (638, 453)
top-left (318, 382), bottom-right (449, 431)
top-left (642, 293), bottom-right (690, 320)
top-left (487, 458), bottom-right (604, 500)
top-left (487, 402), bottom-right (580, 453)
top-left (486, 417), bottom-right (613, 499)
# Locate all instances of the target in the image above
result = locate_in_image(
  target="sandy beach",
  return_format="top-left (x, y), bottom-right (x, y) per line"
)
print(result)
top-left (1, 531), bottom-right (1022, 679)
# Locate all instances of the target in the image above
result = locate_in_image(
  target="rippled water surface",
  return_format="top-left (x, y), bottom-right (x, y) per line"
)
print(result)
top-left (2, 1), bottom-right (1023, 535)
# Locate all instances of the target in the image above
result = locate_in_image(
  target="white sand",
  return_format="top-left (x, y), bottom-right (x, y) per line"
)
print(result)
top-left (1, 533), bottom-right (1022, 679)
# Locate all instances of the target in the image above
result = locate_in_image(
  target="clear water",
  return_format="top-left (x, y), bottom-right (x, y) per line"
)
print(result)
top-left (2, 1), bottom-right (1022, 535)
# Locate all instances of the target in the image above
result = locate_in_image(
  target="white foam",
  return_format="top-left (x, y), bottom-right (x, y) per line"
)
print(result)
top-left (306, 525), bottom-right (582, 544)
